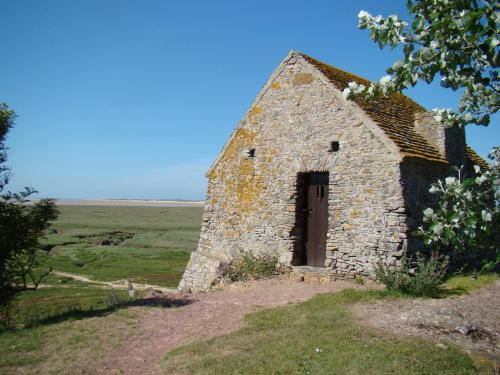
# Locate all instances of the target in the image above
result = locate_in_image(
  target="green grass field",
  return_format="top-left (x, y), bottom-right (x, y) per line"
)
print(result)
top-left (37, 205), bottom-right (203, 287)
top-left (4, 205), bottom-right (201, 328)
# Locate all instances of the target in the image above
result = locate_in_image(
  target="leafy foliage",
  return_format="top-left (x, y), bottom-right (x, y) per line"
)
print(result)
top-left (415, 148), bottom-right (499, 271)
top-left (221, 252), bottom-right (279, 282)
top-left (374, 254), bottom-right (448, 297)
top-left (344, 0), bottom-right (499, 127)
top-left (0, 104), bottom-right (59, 322)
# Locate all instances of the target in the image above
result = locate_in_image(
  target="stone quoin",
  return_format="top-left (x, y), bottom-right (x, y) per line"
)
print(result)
top-left (178, 50), bottom-right (488, 292)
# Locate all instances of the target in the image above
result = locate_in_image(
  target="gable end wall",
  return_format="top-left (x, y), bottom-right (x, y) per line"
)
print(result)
top-left (179, 56), bottom-right (412, 292)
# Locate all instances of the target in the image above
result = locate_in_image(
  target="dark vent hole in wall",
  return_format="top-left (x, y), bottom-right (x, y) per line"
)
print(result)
top-left (328, 141), bottom-right (339, 152)
top-left (245, 148), bottom-right (255, 158)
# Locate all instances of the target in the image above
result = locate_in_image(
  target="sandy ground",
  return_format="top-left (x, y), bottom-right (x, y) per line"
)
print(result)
top-left (352, 281), bottom-right (500, 362)
top-left (31, 199), bottom-right (204, 207)
top-left (89, 278), bottom-right (361, 374)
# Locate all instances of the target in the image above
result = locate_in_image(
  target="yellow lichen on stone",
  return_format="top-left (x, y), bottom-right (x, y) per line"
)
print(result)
top-left (210, 125), bottom-right (267, 216)
top-left (206, 168), bottom-right (217, 180)
top-left (224, 128), bottom-right (257, 159)
top-left (250, 105), bottom-right (262, 116)
top-left (350, 209), bottom-right (359, 219)
top-left (249, 105), bottom-right (263, 125)
top-left (293, 73), bottom-right (314, 86)
top-left (366, 188), bottom-right (374, 195)
top-left (271, 81), bottom-right (281, 90)
top-left (225, 158), bottom-right (265, 215)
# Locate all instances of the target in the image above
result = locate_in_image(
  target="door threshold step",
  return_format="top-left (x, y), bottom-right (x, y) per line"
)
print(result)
top-left (290, 266), bottom-right (334, 285)
top-left (292, 266), bottom-right (330, 274)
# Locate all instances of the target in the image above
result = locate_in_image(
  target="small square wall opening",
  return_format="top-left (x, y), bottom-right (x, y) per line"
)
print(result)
top-left (328, 141), bottom-right (340, 152)
top-left (244, 148), bottom-right (256, 158)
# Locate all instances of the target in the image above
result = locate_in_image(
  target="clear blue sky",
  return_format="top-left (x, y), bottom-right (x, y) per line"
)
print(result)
top-left (1, 1), bottom-right (498, 200)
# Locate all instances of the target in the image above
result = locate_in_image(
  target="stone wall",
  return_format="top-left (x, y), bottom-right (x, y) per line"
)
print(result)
top-left (399, 157), bottom-right (449, 252)
top-left (414, 112), bottom-right (467, 167)
top-left (179, 53), bottom-right (415, 292)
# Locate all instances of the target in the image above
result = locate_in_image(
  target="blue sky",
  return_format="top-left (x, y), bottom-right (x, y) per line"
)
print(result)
top-left (0, 1), bottom-right (498, 200)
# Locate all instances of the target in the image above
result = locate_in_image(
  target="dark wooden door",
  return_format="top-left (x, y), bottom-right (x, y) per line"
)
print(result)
top-left (305, 173), bottom-right (328, 267)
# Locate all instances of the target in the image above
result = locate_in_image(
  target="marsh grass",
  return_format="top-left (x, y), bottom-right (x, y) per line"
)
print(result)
top-left (36, 205), bottom-right (202, 287)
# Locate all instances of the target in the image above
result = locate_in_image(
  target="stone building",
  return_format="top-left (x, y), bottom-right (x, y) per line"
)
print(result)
top-left (179, 50), bottom-right (487, 292)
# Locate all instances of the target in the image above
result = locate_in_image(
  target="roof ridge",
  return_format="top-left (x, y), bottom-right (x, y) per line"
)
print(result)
top-left (294, 51), bottom-right (371, 85)
top-left (295, 51), bottom-right (446, 163)
top-left (295, 51), bottom-right (427, 112)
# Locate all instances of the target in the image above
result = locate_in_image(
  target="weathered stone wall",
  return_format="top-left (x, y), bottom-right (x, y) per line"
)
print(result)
top-left (179, 53), bottom-right (412, 292)
top-left (399, 158), bottom-right (449, 252)
top-left (414, 112), bottom-right (467, 167)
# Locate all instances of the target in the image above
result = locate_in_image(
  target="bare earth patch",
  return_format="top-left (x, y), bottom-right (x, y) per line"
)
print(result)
top-left (352, 281), bottom-right (500, 363)
top-left (89, 278), bottom-right (361, 374)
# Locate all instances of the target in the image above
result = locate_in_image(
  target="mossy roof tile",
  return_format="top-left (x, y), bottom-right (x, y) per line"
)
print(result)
top-left (300, 53), bottom-right (450, 163)
top-left (465, 146), bottom-right (489, 169)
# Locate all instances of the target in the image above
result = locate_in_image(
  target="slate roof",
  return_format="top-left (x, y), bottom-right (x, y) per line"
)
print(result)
top-left (466, 146), bottom-right (490, 169)
top-left (300, 52), bottom-right (487, 166)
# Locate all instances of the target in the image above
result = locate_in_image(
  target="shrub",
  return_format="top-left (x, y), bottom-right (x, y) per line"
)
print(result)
top-left (222, 252), bottom-right (279, 282)
top-left (374, 253), bottom-right (448, 297)
top-left (354, 276), bottom-right (365, 285)
top-left (415, 148), bottom-right (499, 273)
top-left (105, 290), bottom-right (123, 309)
top-left (0, 104), bottom-right (59, 326)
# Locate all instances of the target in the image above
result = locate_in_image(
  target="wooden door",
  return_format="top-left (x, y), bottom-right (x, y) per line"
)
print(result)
top-left (305, 173), bottom-right (328, 267)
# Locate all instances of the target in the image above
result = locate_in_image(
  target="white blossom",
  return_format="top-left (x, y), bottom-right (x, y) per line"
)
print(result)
top-left (358, 10), bottom-right (371, 19)
top-left (342, 88), bottom-right (351, 100)
top-left (481, 210), bottom-right (492, 222)
top-left (429, 185), bottom-right (440, 193)
top-left (423, 208), bottom-right (434, 217)
top-left (432, 222), bottom-right (443, 235)
top-left (445, 177), bottom-right (457, 186)
top-left (475, 175), bottom-right (487, 184)
top-left (379, 75), bottom-right (392, 86)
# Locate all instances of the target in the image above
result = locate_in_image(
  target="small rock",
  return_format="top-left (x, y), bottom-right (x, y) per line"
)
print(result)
top-left (436, 343), bottom-right (448, 350)
top-left (455, 324), bottom-right (472, 336)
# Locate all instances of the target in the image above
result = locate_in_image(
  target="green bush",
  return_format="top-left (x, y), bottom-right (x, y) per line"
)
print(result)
top-left (415, 149), bottom-right (499, 274)
top-left (222, 252), bottom-right (279, 282)
top-left (374, 254), bottom-right (448, 297)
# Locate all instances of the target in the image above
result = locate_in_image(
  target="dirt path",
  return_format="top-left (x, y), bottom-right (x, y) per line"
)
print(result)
top-left (352, 281), bottom-right (500, 362)
top-left (52, 271), bottom-right (177, 293)
top-left (91, 278), bottom-right (361, 374)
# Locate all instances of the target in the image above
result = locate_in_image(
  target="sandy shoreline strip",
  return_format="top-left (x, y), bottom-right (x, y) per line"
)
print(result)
top-left (32, 199), bottom-right (204, 207)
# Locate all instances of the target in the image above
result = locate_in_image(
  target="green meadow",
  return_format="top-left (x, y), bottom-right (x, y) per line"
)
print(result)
top-left (37, 205), bottom-right (203, 287)
top-left (3, 205), bottom-right (201, 328)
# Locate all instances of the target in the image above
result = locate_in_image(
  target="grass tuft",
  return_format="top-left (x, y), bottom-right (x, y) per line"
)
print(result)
top-left (442, 273), bottom-right (499, 294)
